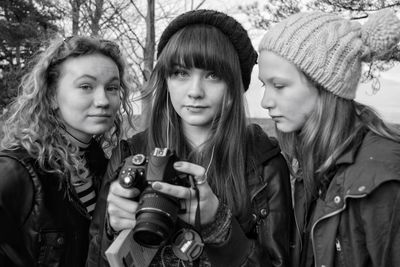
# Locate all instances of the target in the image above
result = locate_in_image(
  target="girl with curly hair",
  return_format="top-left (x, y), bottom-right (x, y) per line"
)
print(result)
top-left (0, 35), bottom-right (134, 267)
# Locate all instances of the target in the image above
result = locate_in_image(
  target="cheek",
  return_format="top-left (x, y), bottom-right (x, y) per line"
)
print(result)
top-left (57, 96), bottom-right (82, 113)
top-left (302, 91), bottom-right (318, 115)
top-left (110, 95), bottom-right (121, 110)
top-left (290, 94), bottom-right (317, 127)
top-left (167, 90), bottom-right (181, 108)
top-left (210, 87), bottom-right (227, 105)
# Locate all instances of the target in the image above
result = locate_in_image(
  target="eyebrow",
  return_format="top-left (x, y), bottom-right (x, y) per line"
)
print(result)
top-left (259, 76), bottom-right (288, 83)
top-left (171, 63), bottom-right (187, 68)
top-left (74, 75), bottom-right (120, 82)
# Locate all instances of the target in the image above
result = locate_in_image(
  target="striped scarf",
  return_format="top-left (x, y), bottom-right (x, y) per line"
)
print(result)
top-left (73, 178), bottom-right (97, 217)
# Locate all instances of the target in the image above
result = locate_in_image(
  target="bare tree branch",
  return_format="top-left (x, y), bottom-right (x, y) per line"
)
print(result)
top-left (194, 0), bottom-right (206, 10)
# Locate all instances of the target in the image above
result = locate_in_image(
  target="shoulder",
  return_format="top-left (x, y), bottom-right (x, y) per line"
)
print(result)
top-left (246, 123), bottom-right (282, 165)
top-left (245, 124), bottom-right (290, 187)
top-left (126, 130), bottom-right (149, 155)
top-left (356, 131), bottom-right (400, 162)
top-left (344, 132), bottom-right (400, 194)
top-left (0, 153), bottom-right (34, 221)
top-left (0, 155), bottom-right (32, 190)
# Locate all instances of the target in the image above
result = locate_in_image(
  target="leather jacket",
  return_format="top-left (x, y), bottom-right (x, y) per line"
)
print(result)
top-left (291, 131), bottom-right (400, 267)
top-left (87, 124), bottom-right (293, 267)
top-left (0, 142), bottom-right (107, 267)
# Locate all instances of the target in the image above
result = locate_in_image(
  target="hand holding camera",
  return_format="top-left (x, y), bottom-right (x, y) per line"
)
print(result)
top-left (116, 148), bottom-right (193, 248)
top-left (106, 148), bottom-right (220, 264)
top-left (152, 161), bottom-right (220, 226)
top-left (107, 180), bottom-right (139, 232)
top-left (108, 147), bottom-right (220, 236)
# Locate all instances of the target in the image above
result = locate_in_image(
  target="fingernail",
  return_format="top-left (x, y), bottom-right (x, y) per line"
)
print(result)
top-left (152, 182), bottom-right (162, 190)
top-left (174, 162), bottom-right (182, 168)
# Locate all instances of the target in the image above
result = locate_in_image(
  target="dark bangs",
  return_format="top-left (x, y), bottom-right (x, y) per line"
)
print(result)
top-left (158, 24), bottom-right (240, 84)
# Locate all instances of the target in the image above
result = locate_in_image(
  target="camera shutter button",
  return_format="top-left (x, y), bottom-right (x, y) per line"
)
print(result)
top-left (120, 173), bottom-right (135, 188)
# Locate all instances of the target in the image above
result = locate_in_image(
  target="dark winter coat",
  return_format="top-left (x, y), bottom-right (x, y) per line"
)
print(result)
top-left (87, 124), bottom-right (294, 267)
top-left (0, 141), bottom-right (107, 267)
top-left (291, 131), bottom-right (400, 267)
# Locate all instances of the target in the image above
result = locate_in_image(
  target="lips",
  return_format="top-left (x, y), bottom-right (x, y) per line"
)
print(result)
top-left (89, 114), bottom-right (112, 118)
top-left (184, 105), bottom-right (207, 112)
top-left (269, 115), bottom-right (283, 121)
top-left (185, 105), bottom-right (207, 108)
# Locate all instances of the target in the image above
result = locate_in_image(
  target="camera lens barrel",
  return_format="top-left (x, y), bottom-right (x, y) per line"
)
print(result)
top-left (133, 189), bottom-right (180, 247)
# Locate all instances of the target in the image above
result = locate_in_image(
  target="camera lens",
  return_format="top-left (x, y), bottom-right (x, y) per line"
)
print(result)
top-left (133, 188), bottom-right (180, 248)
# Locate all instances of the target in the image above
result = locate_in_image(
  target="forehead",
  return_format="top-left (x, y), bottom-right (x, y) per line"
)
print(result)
top-left (60, 53), bottom-right (120, 79)
top-left (162, 25), bottom-right (236, 73)
top-left (258, 51), bottom-right (300, 77)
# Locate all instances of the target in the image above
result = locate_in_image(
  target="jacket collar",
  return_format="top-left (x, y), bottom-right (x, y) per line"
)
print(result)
top-left (334, 129), bottom-right (367, 166)
top-left (329, 131), bottom-right (400, 196)
top-left (245, 124), bottom-right (281, 174)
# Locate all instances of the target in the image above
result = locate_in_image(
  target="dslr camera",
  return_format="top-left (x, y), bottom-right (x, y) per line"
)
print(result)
top-left (118, 148), bottom-right (190, 248)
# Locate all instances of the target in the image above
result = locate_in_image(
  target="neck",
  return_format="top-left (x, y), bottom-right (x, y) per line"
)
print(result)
top-left (61, 127), bottom-right (92, 149)
top-left (182, 124), bottom-right (211, 149)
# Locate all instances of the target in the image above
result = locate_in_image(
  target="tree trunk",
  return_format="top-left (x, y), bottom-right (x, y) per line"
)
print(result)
top-left (143, 0), bottom-right (155, 81)
top-left (70, 0), bottom-right (82, 35)
top-left (92, 0), bottom-right (104, 36)
top-left (140, 0), bottom-right (155, 130)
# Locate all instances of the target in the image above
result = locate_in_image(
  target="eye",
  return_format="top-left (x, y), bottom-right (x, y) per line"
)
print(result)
top-left (171, 68), bottom-right (189, 78)
top-left (79, 84), bottom-right (93, 90)
top-left (107, 84), bottom-right (120, 91)
top-left (273, 83), bottom-right (285, 89)
top-left (206, 71), bottom-right (221, 81)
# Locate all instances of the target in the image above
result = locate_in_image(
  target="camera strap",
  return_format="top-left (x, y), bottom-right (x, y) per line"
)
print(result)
top-left (192, 186), bottom-right (202, 267)
top-left (171, 186), bottom-right (204, 265)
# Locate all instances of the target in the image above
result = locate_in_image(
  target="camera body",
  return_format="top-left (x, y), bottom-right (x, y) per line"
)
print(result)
top-left (118, 148), bottom-right (189, 248)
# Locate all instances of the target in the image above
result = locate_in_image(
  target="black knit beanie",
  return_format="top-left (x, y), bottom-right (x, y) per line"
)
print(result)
top-left (157, 9), bottom-right (257, 91)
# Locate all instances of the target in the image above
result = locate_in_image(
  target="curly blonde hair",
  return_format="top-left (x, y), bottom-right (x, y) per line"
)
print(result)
top-left (1, 35), bottom-right (135, 182)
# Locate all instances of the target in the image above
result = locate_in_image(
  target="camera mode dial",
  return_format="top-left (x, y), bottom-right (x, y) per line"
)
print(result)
top-left (118, 154), bottom-right (147, 189)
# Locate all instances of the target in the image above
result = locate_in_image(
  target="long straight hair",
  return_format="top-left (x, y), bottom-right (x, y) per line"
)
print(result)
top-left (144, 25), bottom-right (252, 218)
top-left (278, 85), bottom-right (400, 201)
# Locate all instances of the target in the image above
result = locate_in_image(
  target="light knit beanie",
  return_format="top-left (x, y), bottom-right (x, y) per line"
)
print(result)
top-left (259, 9), bottom-right (400, 99)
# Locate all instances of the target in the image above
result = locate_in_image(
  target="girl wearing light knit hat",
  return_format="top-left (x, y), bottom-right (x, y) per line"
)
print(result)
top-left (258, 9), bottom-right (400, 267)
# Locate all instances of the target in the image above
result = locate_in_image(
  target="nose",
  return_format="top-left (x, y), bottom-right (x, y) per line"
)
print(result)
top-left (187, 76), bottom-right (205, 99)
top-left (93, 87), bottom-right (110, 108)
top-left (260, 86), bottom-right (275, 110)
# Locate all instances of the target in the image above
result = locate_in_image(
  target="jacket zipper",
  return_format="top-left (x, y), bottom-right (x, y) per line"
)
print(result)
top-left (250, 175), bottom-right (268, 235)
top-left (335, 238), bottom-right (346, 267)
top-left (250, 176), bottom-right (268, 203)
top-left (310, 193), bottom-right (367, 267)
top-left (294, 209), bottom-right (303, 251)
top-left (335, 238), bottom-right (341, 252)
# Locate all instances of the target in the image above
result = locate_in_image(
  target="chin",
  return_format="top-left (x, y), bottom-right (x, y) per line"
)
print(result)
top-left (87, 125), bottom-right (113, 135)
top-left (276, 124), bottom-right (299, 133)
